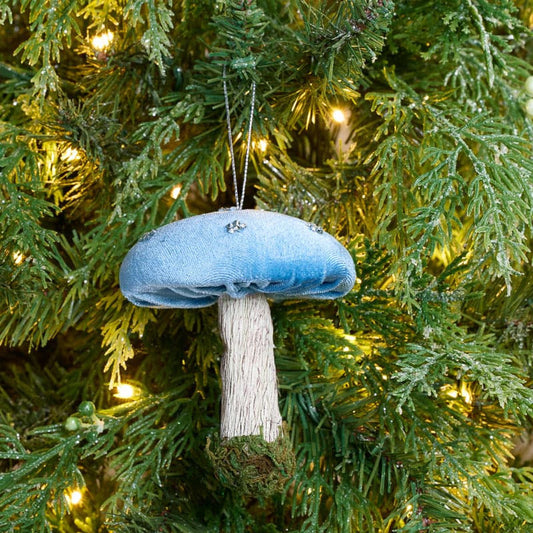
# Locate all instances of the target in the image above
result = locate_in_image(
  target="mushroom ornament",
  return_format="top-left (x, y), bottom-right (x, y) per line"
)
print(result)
top-left (119, 208), bottom-right (356, 493)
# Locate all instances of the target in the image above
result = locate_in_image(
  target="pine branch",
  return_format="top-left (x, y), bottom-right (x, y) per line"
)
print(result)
top-left (295, 0), bottom-right (394, 82)
top-left (393, 327), bottom-right (533, 416)
top-left (100, 292), bottom-right (156, 388)
top-left (123, 0), bottom-right (174, 74)
top-left (15, 0), bottom-right (83, 96)
top-left (0, 1), bottom-right (12, 24)
top-left (363, 69), bottom-right (533, 293)
top-left (0, 424), bottom-right (85, 532)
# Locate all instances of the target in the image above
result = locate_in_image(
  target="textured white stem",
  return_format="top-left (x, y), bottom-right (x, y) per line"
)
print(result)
top-left (218, 293), bottom-right (282, 442)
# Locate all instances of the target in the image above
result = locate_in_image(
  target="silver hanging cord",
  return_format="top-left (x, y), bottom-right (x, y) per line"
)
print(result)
top-left (223, 65), bottom-right (256, 209)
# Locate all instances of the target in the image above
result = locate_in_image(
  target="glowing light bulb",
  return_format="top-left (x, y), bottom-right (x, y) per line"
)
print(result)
top-left (91, 31), bottom-right (114, 51)
top-left (331, 108), bottom-right (346, 124)
top-left (342, 334), bottom-right (357, 352)
top-left (63, 147), bottom-right (80, 162)
top-left (13, 251), bottom-right (24, 265)
top-left (257, 139), bottom-right (268, 152)
top-left (114, 383), bottom-right (135, 399)
top-left (68, 490), bottom-right (83, 505)
top-left (170, 184), bottom-right (182, 199)
top-left (461, 384), bottom-right (472, 405)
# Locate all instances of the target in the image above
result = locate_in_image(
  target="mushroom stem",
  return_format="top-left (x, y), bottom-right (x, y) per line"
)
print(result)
top-left (218, 293), bottom-right (282, 442)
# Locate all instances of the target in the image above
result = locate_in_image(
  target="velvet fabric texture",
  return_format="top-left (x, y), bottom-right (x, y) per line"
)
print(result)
top-left (119, 209), bottom-right (356, 308)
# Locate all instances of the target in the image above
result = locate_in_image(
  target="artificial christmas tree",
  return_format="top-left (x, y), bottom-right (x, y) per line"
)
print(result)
top-left (1, 0), bottom-right (533, 531)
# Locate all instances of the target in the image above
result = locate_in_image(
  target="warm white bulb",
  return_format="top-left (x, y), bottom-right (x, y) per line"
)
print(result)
top-left (258, 139), bottom-right (268, 152)
top-left (115, 383), bottom-right (135, 399)
top-left (461, 384), bottom-right (472, 405)
top-left (13, 251), bottom-right (24, 265)
top-left (331, 108), bottom-right (346, 124)
top-left (91, 31), bottom-right (114, 51)
top-left (68, 490), bottom-right (83, 505)
top-left (525, 76), bottom-right (533, 97)
top-left (170, 184), bottom-right (182, 199)
top-left (63, 147), bottom-right (80, 162)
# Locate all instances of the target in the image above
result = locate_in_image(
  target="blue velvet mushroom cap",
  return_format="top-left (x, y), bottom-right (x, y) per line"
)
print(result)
top-left (119, 209), bottom-right (356, 309)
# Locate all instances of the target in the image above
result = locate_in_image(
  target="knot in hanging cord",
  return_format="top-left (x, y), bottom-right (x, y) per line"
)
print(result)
top-left (223, 65), bottom-right (256, 210)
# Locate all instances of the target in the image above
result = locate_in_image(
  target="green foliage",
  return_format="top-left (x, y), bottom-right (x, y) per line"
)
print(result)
top-left (1, 0), bottom-right (533, 531)
top-left (363, 68), bottom-right (533, 291)
top-left (0, 424), bottom-right (85, 532)
top-left (294, 0), bottom-right (394, 82)
top-left (123, 0), bottom-right (174, 73)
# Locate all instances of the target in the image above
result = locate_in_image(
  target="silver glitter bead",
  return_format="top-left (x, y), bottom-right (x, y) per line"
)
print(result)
top-left (307, 223), bottom-right (324, 234)
top-left (139, 229), bottom-right (158, 242)
top-left (225, 220), bottom-right (247, 233)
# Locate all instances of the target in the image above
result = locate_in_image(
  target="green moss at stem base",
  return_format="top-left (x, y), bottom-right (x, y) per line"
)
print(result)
top-left (206, 428), bottom-right (296, 498)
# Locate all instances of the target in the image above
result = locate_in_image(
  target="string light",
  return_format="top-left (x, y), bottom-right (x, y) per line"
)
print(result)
top-left (257, 139), bottom-right (268, 152)
top-left (62, 147), bottom-right (80, 163)
top-left (13, 251), bottom-right (24, 265)
top-left (91, 31), bottom-right (114, 51)
top-left (331, 108), bottom-right (346, 124)
top-left (114, 383), bottom-right (138, 399)
top-left (460, 383), bottom-right (472, 405)
top-left (442, 383), bottom-right (472, 404)
top-left (446, 388), bottom-right (459, 399)
top-left (342, 333), bottom-right (356, 352)
top-left (67, 489), bottom-right (83, 505)
top-left (170, 184), bottom-right (182, 199)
